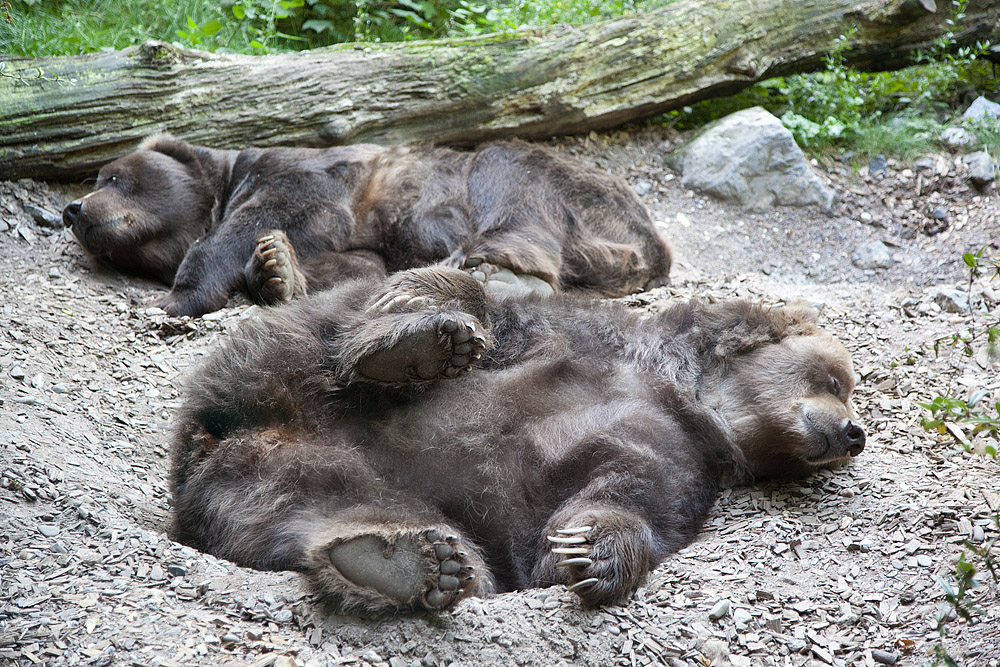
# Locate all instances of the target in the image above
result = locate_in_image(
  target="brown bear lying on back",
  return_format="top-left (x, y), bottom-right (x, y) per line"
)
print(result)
top-left (62, 134), bottom-right (671, 317)
top-left (169, 266), bottom-right (866, 617)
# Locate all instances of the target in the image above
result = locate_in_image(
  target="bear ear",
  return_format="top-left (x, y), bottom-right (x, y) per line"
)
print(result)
top-left (782, 303), bottom-right (819, 325)
top-left (138, 133), bottom-right (201, 169)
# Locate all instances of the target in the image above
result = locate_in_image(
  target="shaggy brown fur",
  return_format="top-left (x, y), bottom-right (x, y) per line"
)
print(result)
top-left (62, 134), bottom-right (671, 317)
top-left (169, 267), bottom-right (865, 617)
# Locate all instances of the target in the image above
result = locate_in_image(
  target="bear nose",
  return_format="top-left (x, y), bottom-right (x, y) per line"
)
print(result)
top-left (843, 420), bottom-right (866, 456)
top-left (63, 201), bottom-right (82, 228)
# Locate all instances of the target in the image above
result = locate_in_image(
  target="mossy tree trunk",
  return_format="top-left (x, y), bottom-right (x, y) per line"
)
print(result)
top-left (2, 0), bottom-right (998, 180)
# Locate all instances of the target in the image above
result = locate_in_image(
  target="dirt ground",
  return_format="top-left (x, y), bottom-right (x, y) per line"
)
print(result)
top-left (2, 126), bottom-right (999, 667)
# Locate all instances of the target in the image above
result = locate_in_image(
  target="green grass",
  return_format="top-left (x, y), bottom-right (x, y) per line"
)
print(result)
top-left (1, 0), bottom-right (655, 56)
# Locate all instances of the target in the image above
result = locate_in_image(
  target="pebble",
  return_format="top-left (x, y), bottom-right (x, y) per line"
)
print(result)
top-left (732, 607), bottom-right (753, 629)
top-left (941, 127), bottom-right (975, 147)
top-left (852, 242), bottom-right (893, 270)
top-left (634, 181), bottom-right (652, 196)
top-left (38, 524), bottom-right (60, 537)
top-left (10, 365), bottom-right (25, 379)
top-left (872, 649), bottom-right (899, 665)
top-left (934, 289), bottom-right (971, 314)
top-left (709, 599), bottom-right (730, 620)
top-left (167, 564), bottom-right (187, 577)
top-left (916, 555), bottom-right (933, 567)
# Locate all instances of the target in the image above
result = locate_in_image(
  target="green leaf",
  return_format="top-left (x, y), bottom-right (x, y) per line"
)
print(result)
top-left (200, 19), bottom-right (222, 36)
top-left (233, 5), bottom-right (246, 19)
top-left (187, 16), bottom-right (198, 29)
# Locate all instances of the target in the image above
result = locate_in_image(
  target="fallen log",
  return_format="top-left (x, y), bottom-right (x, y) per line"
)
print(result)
top-left (1, 0), bottom-right (998, 180)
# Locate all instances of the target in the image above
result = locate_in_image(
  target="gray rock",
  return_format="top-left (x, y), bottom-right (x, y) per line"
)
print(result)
top-left (962, 96), bottom-right (1000, 121)
top-left (23, 204), bottom-right (62, 229)
top-left (732, 607), bottom-right (753, 629)
top-left (934, 289), bottom-right (971, 314)
top-left (852, 242), bottom-right (893, 270)
top-left (868, 154), bottom-right (887, 175)
top-left (668, 107), bottom-right (836, 211)
top-left (633, 180), bottom-right (652, 196)
top-left (941, 127), bottom-right (975, 147)
top-left (916, 554), bottom-right (933, 567)
top-left (708, 598), bottom-right (730, 620)
top-left (871, 649), bottom-right (899, 666)
top-left (963, 151), bottom-right (997, 189)
top-left (38, 524), bottom-right (60, 537)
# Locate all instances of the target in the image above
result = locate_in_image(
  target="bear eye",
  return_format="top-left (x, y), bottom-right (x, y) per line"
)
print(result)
top-left (829, 376), bottom-right (842, 395)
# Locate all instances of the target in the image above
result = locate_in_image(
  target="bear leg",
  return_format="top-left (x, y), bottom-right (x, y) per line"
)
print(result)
top-left (245, 230), bottom-right (309, 306)
top-left (306, 523), bottom-right (492, 616)
top-left (337, 267), bottom-right (494, 385)
top-left (533, 506), bottom-right (654, 607)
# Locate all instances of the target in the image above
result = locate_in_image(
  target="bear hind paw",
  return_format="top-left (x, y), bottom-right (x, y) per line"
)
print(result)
top-left (317, 527), bottom-right (483, 615)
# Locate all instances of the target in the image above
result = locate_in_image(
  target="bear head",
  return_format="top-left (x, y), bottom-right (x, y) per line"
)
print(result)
top-left (62, 134), bottom-right (217, 285)
top-left (701, 304), bottom-right (865, 480)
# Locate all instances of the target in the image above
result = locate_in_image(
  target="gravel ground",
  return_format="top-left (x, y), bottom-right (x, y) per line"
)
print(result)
top-left (2, 127), bottom-right (999, 667)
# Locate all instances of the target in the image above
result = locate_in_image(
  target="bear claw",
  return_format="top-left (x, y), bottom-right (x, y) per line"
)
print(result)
top-left (246, 230), bottom-right (306, 305)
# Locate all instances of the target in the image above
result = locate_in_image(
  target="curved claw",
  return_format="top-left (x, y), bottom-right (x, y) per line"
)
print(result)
top-left (555, 557), bottom-right (594, 567)
top-left (557, 526), bottom-right (593, 535)
top-left (552, 546), bottom-right (590, 555)
top-left (547, 535), bottom-right (587, 544)
top-left (568, 577), bottom-right (600, 593)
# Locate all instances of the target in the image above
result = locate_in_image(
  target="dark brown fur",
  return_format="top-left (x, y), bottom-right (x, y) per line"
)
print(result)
top-left (169, 267), bottom-right (865, 617)
top-left (63, 135), bottom-right (671, 317)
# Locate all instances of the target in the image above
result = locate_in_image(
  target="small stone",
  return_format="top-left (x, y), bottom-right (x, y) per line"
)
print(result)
top-left (963, 151), bottom-right (996, 189)
top-left (149, 564), bottom-right (165, 581)
top-left (733, 607), bottom-right (753, 629)
top-left (852, 242), bottom-right (893, 270)
top-left (38, 524), bottom-right (60, 537)
top-left (48, 267), bottom-right (62, 279)
top-left (930, 206), bottom-right (948, 220)
top-left (872, 649), bottom-right (899, 665)
top-left (942, 127), bottom-right (975, 147)
top-left (271, 609), bottom-right (293, 623)
top-left (916, 554), bottom-right (933, 567)
top-left (24, 204), bottom-right (62, 228)
top-left (934, 289), bottom-right (971, 314)
top-left (50, 541), bottom-right (69, 554)
top-left (361, 650), bottom-right (383, 663)
top-left (709, 598), bottom-right (731, 620)
top-left (633, 181), bottom-right (652, 196)
top-left (972, 525), bottom-right (986, 542)
top-left (167, 564), bottom-right (187, 578)
top-left (868, 155), bottom-right (887, 175)
top-left (10, 366), bottom-right (25, 380)
top-left (51, 384), bottom-right (69, 394)
top-left (144, 307), bottom-right (167, 317)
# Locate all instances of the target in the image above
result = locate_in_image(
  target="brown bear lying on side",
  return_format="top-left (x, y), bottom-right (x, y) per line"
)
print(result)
top-left (169, 266), bottom-right (865, 617)
top-left (62, 134), bottom-right (671, 317)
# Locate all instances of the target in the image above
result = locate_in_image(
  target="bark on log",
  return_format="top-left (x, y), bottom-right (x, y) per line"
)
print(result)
top-left (2, 0), bottom-right (998, 180)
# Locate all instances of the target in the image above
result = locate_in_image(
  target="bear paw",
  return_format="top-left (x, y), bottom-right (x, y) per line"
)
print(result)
top-left (546, 513), bottom-right (652, 607)
top-left (462, 256), bottom-right (555, 299)
top-left (325, 528), bottom-right (480, 613)
top-left (357, 312), bottom-right (489, 383)
top-left (245, 230), bottom-right (307, 306)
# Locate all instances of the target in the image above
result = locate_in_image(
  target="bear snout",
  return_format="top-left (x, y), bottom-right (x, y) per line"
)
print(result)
top-left (843, 420), bottom-right (865, 457)
top-left (63, 200), bottom-right (82, 228)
